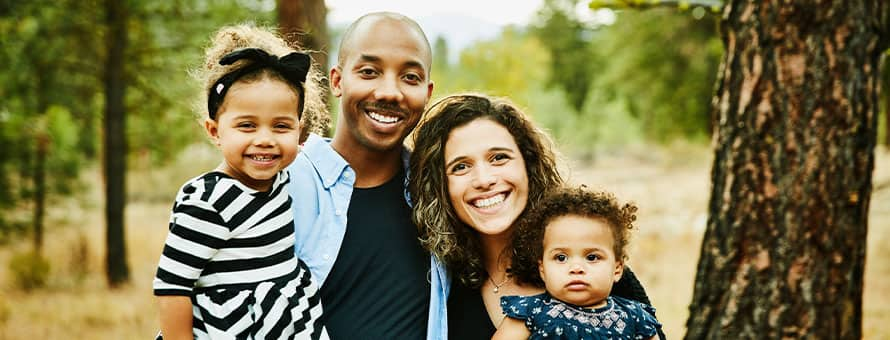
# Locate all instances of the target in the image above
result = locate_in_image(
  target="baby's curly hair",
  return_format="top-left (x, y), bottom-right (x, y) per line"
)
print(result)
top-left (193, 23), bottom-right (329, 142)
top-left (510, 186), bottom-right (638, 288)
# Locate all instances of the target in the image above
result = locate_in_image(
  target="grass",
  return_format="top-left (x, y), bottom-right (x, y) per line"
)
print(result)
top-left (0, 143), bottom-right (888, 339)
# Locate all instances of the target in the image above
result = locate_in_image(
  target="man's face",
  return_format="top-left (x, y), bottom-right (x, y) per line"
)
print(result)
top-left (330, 18), bottom-right (434, 154)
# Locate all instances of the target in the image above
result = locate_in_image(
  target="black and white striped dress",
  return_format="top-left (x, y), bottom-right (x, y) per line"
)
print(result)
top-left (154, 171), bottom-right (327, 339)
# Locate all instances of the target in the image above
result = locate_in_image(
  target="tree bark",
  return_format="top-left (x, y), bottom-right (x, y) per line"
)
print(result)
top-left (881, 55), bottom-right (890, 149)
top-left (686, 1), bottom-right (889, 339)
top-left (277, 0), bottom-right (329, 71)
top-left (104, 0), bottom-right (129, 287)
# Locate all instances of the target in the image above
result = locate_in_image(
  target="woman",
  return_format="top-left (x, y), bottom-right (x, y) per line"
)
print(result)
top-left (409, 94), bottom-right (660, 339)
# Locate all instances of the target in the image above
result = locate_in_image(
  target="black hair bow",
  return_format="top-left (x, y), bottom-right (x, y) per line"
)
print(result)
top-left (208, 48), bottom-right (311, 119)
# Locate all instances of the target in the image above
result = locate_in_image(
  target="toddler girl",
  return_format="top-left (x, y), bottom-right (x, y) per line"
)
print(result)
top-left (495, 187), bottom-right (662, 339)
top-left (153, 24), bottom-right (328, 340)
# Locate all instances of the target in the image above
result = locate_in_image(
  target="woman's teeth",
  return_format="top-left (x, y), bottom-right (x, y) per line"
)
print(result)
top-left (473, 194), bottom-right (505, 208)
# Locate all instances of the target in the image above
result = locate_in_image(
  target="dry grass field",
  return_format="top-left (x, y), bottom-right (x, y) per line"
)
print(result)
top-left (1, 143), bottom-right (888, 339)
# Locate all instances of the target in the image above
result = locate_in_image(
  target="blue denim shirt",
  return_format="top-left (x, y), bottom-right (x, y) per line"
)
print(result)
top-left (287, 133), bottom-right (450, 340)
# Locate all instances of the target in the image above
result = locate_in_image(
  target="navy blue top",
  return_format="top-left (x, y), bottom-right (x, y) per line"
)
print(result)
top-left (501, 293), bottom-right (661, 339)
top-left (319, 170), bottom-right (430, 338)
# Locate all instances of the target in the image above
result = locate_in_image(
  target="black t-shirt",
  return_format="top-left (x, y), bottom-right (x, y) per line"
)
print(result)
top-left (319, 170), bottom-right (431, 339)
top-left (447, 280), bottom-right (496, 340)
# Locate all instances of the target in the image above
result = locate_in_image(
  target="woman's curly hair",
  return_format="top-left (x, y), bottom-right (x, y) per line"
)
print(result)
top-left (193, 23), bottom-right (329, 142)
top-left (510, 187), bottom-right (638, 288)
top-left (409, 93), bottom-right (562, 288)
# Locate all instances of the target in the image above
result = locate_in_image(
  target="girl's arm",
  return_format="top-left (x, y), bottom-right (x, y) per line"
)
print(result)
top-left (492, 317), bottom-right (531, 340)
top-left (158, 295), bottom-right (194, 340)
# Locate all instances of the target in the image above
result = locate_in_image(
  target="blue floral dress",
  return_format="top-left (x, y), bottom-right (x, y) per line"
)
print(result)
top-left (501, 293), bottom-right (661, 339)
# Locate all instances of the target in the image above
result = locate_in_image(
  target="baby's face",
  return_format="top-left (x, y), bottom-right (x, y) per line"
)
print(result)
top-left (538, 215), bottom-right (624, 308)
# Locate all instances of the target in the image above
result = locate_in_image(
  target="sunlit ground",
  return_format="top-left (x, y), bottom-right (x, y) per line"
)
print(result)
top-left (0, 144), bottom-right (888, 339)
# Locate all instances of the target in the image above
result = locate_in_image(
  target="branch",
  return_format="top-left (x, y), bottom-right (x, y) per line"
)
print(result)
top-left (589, 0), bottom-right (724, 12)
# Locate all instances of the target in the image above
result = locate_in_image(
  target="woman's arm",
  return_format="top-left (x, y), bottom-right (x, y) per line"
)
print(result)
top-left (492, 317), bottom-right (531, 340)
top-left (158, 295), bottom-right (193, 340)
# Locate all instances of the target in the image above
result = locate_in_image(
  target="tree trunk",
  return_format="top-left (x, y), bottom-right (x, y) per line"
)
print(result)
top-left (881, 54), bottom-right (890, 149)
top-left (686, 1), bottom-right (889, 339)
top-left (104, 0), bottom-right (129, 287)
top-left (277, 0), bottom-right (329, 71)
top-left (33, 131), bottom-right (47, 253)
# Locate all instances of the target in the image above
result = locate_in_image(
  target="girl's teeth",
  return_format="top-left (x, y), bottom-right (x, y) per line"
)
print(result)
top-left (251, 155), bottom-right (273, 161)
top-left (369, 112), bottom-right (399, 123)
top-left (474, 194), bottom-right (505, 208)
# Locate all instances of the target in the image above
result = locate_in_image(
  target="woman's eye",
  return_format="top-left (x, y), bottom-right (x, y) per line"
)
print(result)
top-left (555, 254), bottom-right (567, 262)
top-left (586, 254), bottom-right (600, 261)
top-left (450, 163), bottom-right (468, 174)
top-left (492, 153), bottom-right (511, 163)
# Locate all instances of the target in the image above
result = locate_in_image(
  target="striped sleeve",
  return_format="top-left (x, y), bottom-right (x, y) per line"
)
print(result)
top-left (153, 196), bottom-right (229, 296)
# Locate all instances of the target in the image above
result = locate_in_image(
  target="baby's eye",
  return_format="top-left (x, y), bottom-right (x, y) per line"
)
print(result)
top-left (586, 254), bottom-right (600, 261)
top-left (275, 123), bottom-right (293, 129)
top-left (237, 122), bottom-right (256, 129)
top-left (554, 254), bottom-right (567, 262)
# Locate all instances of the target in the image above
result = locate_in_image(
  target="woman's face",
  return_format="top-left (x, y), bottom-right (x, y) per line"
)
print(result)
top-left (444, 118), bottom-right (529, 236)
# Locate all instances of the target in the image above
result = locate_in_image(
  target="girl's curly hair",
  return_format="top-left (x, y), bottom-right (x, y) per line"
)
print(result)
top-left (409, 93), bottom-right (562, 288)
top-left (194, 23), bottom-right (329, 142)
top-left (510, 187), bottom-right (638, 288)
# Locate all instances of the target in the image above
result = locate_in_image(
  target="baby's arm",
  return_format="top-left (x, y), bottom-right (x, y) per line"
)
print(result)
top-left (492, 317), bottom-right (531, 340)
top-left (158, 295), bottom-right (193, 340)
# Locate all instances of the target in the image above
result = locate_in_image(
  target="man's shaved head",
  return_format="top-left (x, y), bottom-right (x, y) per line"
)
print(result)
top-left (337, 12), bottom-right (432, 70)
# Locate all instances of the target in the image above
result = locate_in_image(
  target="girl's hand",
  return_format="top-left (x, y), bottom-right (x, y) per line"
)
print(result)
top-left (157, 295), bottom-right (194, 340)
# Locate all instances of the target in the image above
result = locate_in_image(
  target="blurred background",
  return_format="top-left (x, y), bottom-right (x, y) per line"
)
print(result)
top-left (0, 0), bottom-right (888, 338)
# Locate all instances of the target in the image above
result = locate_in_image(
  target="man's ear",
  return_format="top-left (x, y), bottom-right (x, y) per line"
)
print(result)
top-left (330, 66), bottom-right (343, 98)
top-left (204, 118), bottom-right (220, 146)
top-left (426, 79), bottom-right (434, 99)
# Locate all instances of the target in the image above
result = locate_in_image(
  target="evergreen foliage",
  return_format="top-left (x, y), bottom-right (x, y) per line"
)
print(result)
top-left (0, 0), bottom-right (275, 236)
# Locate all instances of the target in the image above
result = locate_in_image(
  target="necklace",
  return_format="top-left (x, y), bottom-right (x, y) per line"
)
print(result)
top-left (489, 274), bottom-right (511, 294)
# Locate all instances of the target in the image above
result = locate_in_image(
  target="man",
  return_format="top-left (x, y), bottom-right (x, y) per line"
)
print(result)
top-left (287, 12), bottom-right (448, 339)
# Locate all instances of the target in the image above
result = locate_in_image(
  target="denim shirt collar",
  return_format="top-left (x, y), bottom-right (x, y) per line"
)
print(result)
top-left (301, 133), bottom-right (350, 189)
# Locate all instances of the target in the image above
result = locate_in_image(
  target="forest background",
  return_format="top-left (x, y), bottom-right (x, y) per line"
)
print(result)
top-left (1, 0), bottom-right (888, 338)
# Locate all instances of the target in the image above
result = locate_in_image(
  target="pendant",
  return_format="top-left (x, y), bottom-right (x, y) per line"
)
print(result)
top-left (493, 286), bottom-right (499, 293)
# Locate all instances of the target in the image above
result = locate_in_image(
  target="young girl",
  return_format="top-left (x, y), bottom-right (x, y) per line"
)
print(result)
top-left (494, 187), bottom-right (662, 340)
top-left (153, 24), bottom-right (328, 340)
